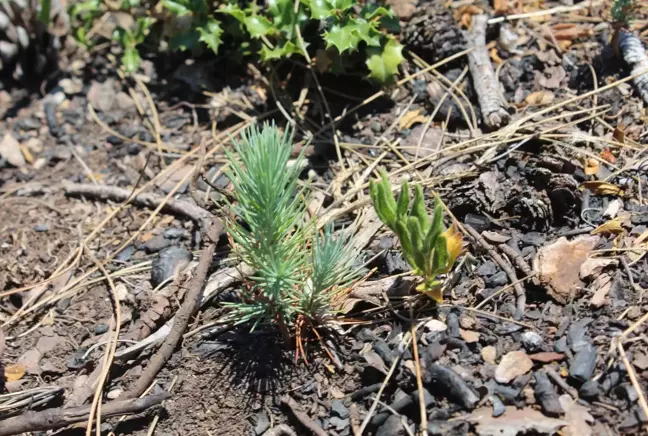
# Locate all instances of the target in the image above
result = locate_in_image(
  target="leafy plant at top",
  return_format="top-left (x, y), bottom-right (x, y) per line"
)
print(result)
top-left (222, 123), bottom-right (361, 344)
top-left (370, 169), bottom-right (462, 302)
top-left (113, 16), bottom-right (152, 72)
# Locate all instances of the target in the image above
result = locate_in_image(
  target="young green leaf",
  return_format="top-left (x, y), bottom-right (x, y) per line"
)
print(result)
top-left (324, 23), bottom-right (361, 53)
top-left (198, 18), bottom-right (224, 54)
top-left (122, 47), bottom-right (141, 73)
top-left (412, 185), bottom-right (429, 234)
top-left (396, 179), bottom-right (409, 219)
top-left (366, 38), bottom-right (404, 83)
top-left (308, 0), bottom-right (332, 20)
top-left (244, 15), bottom-right (273, 38)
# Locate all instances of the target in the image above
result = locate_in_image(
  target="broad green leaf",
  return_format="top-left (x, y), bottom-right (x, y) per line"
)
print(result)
top-left (38, 0), bottom-right (51, 26)
top-left (412, 185), bottom-right (429, 234)
top-left (162, 0), bottom-right (191, 16)
top-left (396, 180), bottom-right (409, 219)
top-left (198, 19), bottom-right (223, 54)
top-left (366, 38), bottom-right (404, 83)
top-left (134, 17), bottom-right (152, 43)
top-left (324, 23), bottom-right (360, 53)
top-left (244, 15), bottom-right (273, 38)
top-left (349, 18), bottom-right (381, 47)
top-left (361, 5), bottom-right (393, 19)
top-left (308, 0), bottom-right (332, 19)
top-left (122, 47), bottom-right (141, 73)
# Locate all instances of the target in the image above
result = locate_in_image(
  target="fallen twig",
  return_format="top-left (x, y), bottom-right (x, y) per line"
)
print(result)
top-left (465, 14), bottom-right (510, 129)
top-left (0, 392), bottom-right (170, 436)
top-left (262, 424), bottom-right (298, 436)
top-left (121, 219), bottom-right (222, 399)
top-left (280, 396), bottom-right (327, 436)
top-left (498, 244), bottom-right (541, 287)
top-left (464, 225), bottom-right (525, 320)
top-left (63, 182), bottom-right (213, 232)
top-left (619, 31), bottom-right (648, 105)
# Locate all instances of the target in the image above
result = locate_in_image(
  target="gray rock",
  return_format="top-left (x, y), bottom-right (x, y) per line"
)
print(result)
top-left (569, 343), bottom-right (597, 382)
top-left (376, 415), bottom-right (406, 436)
top-left (33, 224), bottom-right (48, 232)
top-left (144, 235), bottom-right (172, 253)
top-left (521, 331), bottom-right (544, 352)
top-left (331, 399), bottom-right (349, 419)
top-left (490, 395), bottom-right (506, 417)
top-left (487, 271), bottom-right (508, 287)
top-left (412, 388), bottom-right (436, 408)
top-left (164, 227), bottom-right (186, 239)
top-left (253, 410), bottom-right (270, 435)
top-left (477, 261), bottom-right (498, 276)
top-left (151, 247), bottom-right (192, 287)
top-left (329, 416), bottom-right (349, 432)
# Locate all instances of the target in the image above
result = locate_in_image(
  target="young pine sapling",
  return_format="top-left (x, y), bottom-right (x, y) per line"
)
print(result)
top-left (222, 123), bottom-right (361, 346)
top-left (370, 170), bottom-right (462, 302)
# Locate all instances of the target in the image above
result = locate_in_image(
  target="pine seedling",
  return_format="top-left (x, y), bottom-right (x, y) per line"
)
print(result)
top-left (369, 169), bottom-right (462, 302)
top-left (611, 0), bottom-right (638, 29)
top-left (222, 123), bottom-right (361, 344)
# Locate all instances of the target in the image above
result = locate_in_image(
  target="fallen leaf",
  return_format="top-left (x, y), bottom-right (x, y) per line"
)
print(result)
top-left (468, 406), bottom-right (566, 436)
top-left (584, 158), bottom-right (599, 175)
top-left (525, 90), bottom-right (554, 105)
top-left (495, 350), bottom-right (533, 383)
top-left (532, 235), bottom-right (600, 304)
top-left (627, 229), bottom-right (648, 263)
top-left (460, 329), bottom-right (480, 343)
top-left (490, 47), bottom-right (504, 64)
top-left (600, 149), bottom-right (616, 164)
top-left (613, 125), bottom-right (625, 145)
top-left (590, 273), bottom-right (613, 308)
top-left (4, 363), bottom-right (26, 382)
top-left (493, 0), bottom-right (510, 13)
top-left (539, 66), bottom-right (566, 89)
top-left (559, 394), bottom-right (594, 436)
top-left (0, 133), bottom-right (26, 167)
top-left (529, 352), bottom-right (565, 363)
top-left (481, 346), bottom-right (497, 364)
top-left (550, 23), bottom-right (592, 41)
top-left (579, 258), bottom-right (618, 280)
top-left (399, 109), bottom-right (427, 130)
top-left (581, 181), bottom-right (624, 197)
top-left (591, 218), bottom-right (625, 235)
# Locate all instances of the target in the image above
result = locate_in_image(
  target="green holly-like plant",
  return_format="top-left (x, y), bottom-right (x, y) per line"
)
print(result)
top-left (370, 170), bottom-right (462, 302)
top-left (67, 0), bottom-right (404, 82)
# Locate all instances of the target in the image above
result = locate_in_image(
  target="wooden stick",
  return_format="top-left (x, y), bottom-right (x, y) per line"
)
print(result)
top-left (0, 393), bottom-right (170, 436)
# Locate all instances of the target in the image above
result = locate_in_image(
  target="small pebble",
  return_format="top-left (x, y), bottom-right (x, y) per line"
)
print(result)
top-left (490, 395), bottom-right (506, 417)
top-left (521, 331), bottom-right (544, 352)
top-left (33, 224), bottom-right (48, 232)
top-left (331, 399), bottom-right (349, 419)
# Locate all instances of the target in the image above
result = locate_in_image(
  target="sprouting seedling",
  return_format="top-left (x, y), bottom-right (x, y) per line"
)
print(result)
top-left (369, 169), bottom-right (462, 302)
top-left (611, 0), bottom-right (638, 29)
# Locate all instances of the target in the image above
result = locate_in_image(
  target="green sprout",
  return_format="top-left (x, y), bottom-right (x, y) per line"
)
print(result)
top-left (611, 0), bottom-right (638, 28)
top-left (370, 169), bottom-right (462, 302)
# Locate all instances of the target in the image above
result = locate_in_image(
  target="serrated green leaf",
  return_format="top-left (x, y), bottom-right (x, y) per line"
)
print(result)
top-left (361, 4), bottom-right (393, 19)
top-left (308, 0), bottom-right (332, 19)
top-left (260, 40), bottom-right (302, 61)
top-left (217, 3), bottom-right (247, 22)
top-left (122, 47), bottom-right (140, 73)
top-left (324, 23), bottom-right (360, 53)
top-left (169, 30), bottom-right (201, 51)
top-left (328, 0), bottom-right (353, 12)
top-left (267, 0), bottom-right (300, 36)
top-left (244, 15), bottom-right (273, 37)
top-left (198, 18), bottom-right (223, 54)
top-left (349, 18), bottom-right (381, 47)
top-left (366, 38), bottom-right (404, 83)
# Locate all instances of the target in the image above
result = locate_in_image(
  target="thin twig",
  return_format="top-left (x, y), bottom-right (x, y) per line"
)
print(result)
top-left (121, 219), bottom-right (222, 399)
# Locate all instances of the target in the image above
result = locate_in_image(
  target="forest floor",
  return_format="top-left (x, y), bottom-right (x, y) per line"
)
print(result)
top-left (2, 0), bottom-right (648, 435)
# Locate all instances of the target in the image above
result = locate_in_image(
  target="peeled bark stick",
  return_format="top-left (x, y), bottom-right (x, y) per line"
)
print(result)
top-left (619, 31), bottom-right (648, 105)
top-left (465, 14), bottom-right (510, 129)
top-left (63, 182), bottom-right (212, 232)
top-left (280, 396), bottom-right (328, 436)
top-left (0, 392), bottom-right (170, 436)
top-left (120, 219), bottom-right (222, 399)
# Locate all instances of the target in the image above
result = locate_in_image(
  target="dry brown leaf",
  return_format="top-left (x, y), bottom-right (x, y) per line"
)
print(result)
top-left (600, 149), bottom-right (617, 164)
top-left (460, 329), bottom-right (480, 343)
top-left (627, 229), bottom-right (648, 263)
top-left (528, 352), bottom-right (565, 363)
top-left (584, 158), bottom-right (599, 175)
top-left (454, 5), bottom-right (483, 29)
top-left (468, 406), bottom-right (566, 436)
top-left (613, 126), bottom-right (625, 145)
top-left (525, 90), bottom-right (554, 105)
top-left (493, 0), bottom-right (510, 13)
top-left (495, 350), bottom-right (533, 383)
top-left (4, 363), bottom-right (26, 381)
top-left (489, 47), bottom-right (504, 64)
top-left (399, 109), bottom-right (427, 130)
top-left (591, 218), bottom-right (625, 235)
top-left (581, 181), bottom-right (624, 197)
top-left (550, 23), bottom-right (592, 41)
top-left (559, 394), bottom-right (594, 436)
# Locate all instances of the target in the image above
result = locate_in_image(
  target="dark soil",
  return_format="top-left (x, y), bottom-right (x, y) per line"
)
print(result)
top-left (2, 0), bottom-right (648, 435)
